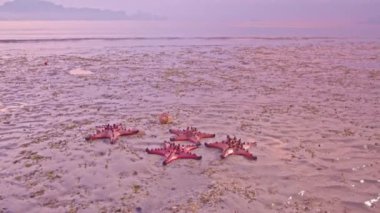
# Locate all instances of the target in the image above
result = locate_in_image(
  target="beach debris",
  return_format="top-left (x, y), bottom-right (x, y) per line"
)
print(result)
top-left (287, 196), bottom-right (293, 205)
top-left (169, 127), bottom-right (215, 146)
top-left (364, 193), bottom-right (380, 208)
top-left (0, 102), bottom-right (27, 113)
top-left (132, 185), bottom-right (142, 193)
top-left (85, 124), bottom-right (139, 144)
top-left (352, 164), bottom-right (368, 172)
top-left (44, 60), bottom-right (48, 66)
top-left (146, 142), bottom-right (201, 165)
top-left (159, 112), bottom-right (173, 124)
top-left (135, 207), bottom-right (142, 213)
top-left (205, 135), bottom-right (257, 160)
top-left (69, 68), bottom-right (94, 76)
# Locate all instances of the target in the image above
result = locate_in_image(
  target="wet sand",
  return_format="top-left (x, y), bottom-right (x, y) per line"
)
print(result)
top-left (0, 38), bottom-right (379, 212)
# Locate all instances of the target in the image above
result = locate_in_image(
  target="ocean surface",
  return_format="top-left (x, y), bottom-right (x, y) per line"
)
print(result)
top-left (0, 21), bottom-right (379, 212)
top-left (1, 20), bottom-right (379, 39)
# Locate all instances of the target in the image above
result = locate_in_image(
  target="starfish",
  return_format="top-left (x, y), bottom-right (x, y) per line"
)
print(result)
top-left (169, 127), bottom-right (215, 145)
top-left (146, 142), bottom-right (202, 165)
top-left (205, 135), bottom-right (257, 160)
top-left (85, 124), bottom-right (139, 144)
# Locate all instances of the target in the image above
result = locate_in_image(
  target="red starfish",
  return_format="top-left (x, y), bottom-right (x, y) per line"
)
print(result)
top-left (169, 127), bottom-right (215, 145)
top-left (205, 135), bottom-right (257, 160)
top-left (85, 124), bottom-right (139, 144)
top-left (146, 142), bottom-right (202, 165)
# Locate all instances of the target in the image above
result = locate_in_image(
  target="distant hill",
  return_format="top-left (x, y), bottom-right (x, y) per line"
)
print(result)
top-left (0, 0), bottom-right (163, 20)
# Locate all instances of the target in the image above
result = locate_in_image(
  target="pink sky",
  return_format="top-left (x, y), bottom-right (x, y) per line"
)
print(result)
top-left (0, 0), bottom-right (379, 24)
top-left (0, 0), bottom-right (379, 36)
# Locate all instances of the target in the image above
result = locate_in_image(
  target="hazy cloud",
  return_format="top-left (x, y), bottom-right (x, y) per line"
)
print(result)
top-left (0, 0), bottom-right (379, 25)
top-left (0, 0), bottom-right (164, 20)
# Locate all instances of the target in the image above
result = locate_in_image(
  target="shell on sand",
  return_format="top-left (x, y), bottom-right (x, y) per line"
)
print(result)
top-left (69, 68), bottom-right (94, 76)
top-left (0, 102), bottom-right (27, 113)
top-left (159, 113), bottom-right (173, 124)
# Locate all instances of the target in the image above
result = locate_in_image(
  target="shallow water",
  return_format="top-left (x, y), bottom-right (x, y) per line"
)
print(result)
top-left (0, 37), bottom-right (379, 213)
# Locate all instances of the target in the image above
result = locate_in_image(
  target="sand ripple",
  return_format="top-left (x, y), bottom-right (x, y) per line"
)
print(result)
top-left (0, 38), bottom-right (379, 212)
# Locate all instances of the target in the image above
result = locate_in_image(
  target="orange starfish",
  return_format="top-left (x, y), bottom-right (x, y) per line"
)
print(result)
top-left (205, 135), bottom-right (257, 160)
top-left (146, 142), bottom-right (202, 165)
top-left (169, 127), bottom-right (215, 145)
top-left (85, 124), bottom-right (138, 144)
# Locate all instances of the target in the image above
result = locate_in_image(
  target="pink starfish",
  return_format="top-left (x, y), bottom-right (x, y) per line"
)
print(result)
top-left (85, 124), bottom-right (139, 144)
top-left (205, 135), bottom-right (257, 160)
top-left (146, 142), bottom-right (202, 165)
top-left (169, 127), bottom-right (215, 145)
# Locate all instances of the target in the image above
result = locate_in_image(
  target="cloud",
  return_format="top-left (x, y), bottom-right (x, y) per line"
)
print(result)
top-left (1, 0), bottom-right (379, 26)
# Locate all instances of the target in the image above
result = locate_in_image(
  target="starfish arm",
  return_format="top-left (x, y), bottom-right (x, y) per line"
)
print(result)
top-left (182, 145), bottom-right (200, 152)
top-left (85, 132), bottom-right (111, 141)
top-left (198, 132), bottom-right (216, 139)
top-left (119, 129), bottom-right (139, 136)
top-left (234, 149), bottom-right (257, 160)
top-left (163, 151), bottom-right (179, 165)
top-left (221, 148), bottom-right (235, 159)
top-left (163, 151), bottom-right (202, 165)
top-left (170, 134), bottom-right (189, 142)
top-left (205, 142), bottom-right (229, 151)
top-left (109, 137), bottom-right (118, 144)
top-left (108, 131), bottom-right (122, 144)
top-left (188, 136), bottom-right (202, 145)
top-left (177, 152), bottom-right (202, 160)
top-left (169, 129), bottom-right (182, 135)
top-left (146, 148), bottom-right (167, 156)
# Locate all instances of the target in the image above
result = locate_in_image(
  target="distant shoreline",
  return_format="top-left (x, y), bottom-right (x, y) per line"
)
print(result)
top-left (0, 0), bottom-right (163, 21)
top-left (0, 36), bottom-right (346, 44)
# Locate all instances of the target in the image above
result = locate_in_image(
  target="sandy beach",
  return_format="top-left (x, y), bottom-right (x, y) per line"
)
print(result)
top-left (0, 37), bottom-right (379, 212)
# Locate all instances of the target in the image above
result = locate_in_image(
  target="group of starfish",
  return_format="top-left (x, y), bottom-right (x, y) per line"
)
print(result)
top-left (85, 124), bottom-right (257, 165)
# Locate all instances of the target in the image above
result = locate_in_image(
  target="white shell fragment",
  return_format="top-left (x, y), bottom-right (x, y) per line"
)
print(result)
top-left (364, 194), bottom-right (380, 208)
top-left (69, 68), bottom-right (94, 76)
